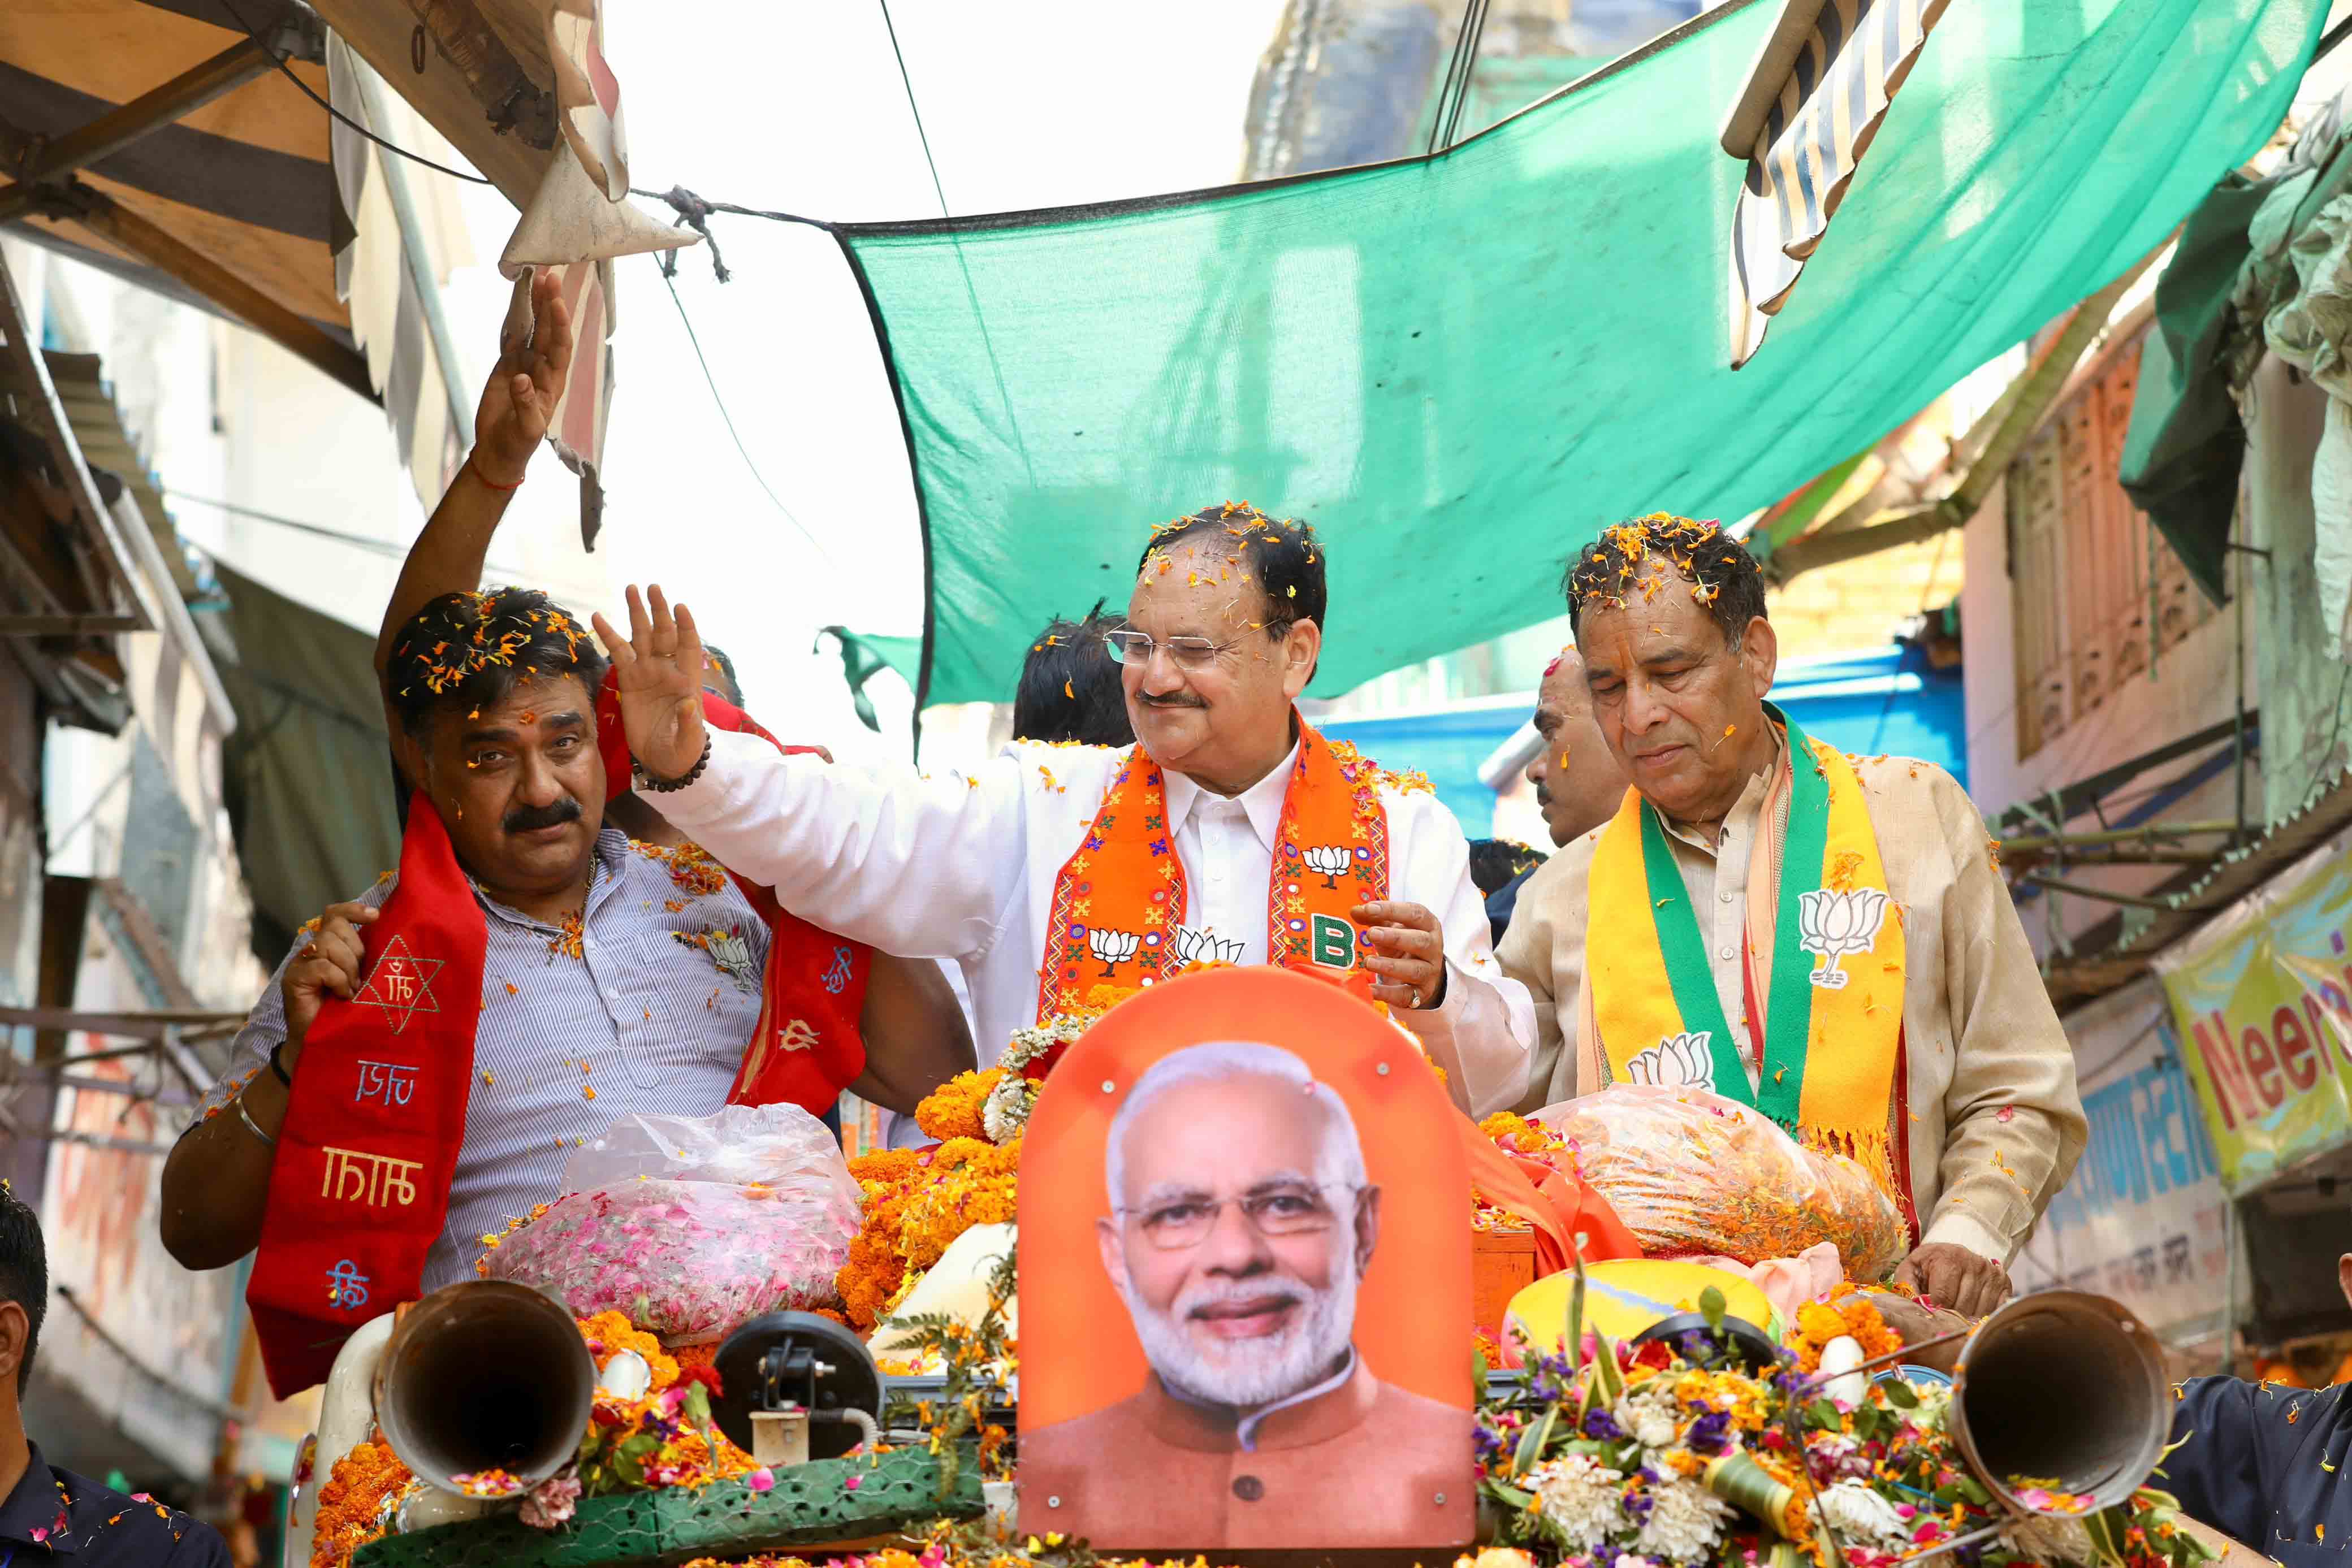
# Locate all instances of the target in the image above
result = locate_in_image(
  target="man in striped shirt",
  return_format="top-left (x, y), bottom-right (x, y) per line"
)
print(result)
top-left (161, 273), bottom-right (968, 1292)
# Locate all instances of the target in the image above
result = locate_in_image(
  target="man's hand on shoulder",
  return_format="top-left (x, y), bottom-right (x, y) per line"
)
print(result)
top-left (1892, 1241), bottom-right (2009, 1319)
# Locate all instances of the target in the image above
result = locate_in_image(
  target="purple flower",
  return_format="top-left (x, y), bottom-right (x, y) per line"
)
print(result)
top-left (1686, 1410), bottom-right (1733, 1454)
top-left (1583, 1408), bottom-right (1624, 1440)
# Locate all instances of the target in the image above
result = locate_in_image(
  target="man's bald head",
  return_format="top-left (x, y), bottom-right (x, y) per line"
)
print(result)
top-left (1527, 647), bottom-right (1629, 847)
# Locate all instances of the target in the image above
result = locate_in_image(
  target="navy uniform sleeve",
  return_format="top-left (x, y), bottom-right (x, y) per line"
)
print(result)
top-left (2164, 1376), bottom-right (2272, 1548)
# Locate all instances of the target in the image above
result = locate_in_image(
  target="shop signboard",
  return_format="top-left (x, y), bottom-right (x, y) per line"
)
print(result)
top-left (2154, 833), bottom-right (2352, 1192)
top-left (2014, 980), bottom-right (2231, 1357)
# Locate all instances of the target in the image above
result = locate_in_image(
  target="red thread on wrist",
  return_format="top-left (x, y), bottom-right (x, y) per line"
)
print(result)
top-left (470, 461), bottom-right (525, 492)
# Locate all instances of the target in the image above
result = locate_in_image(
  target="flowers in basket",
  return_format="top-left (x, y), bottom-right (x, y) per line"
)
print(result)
top-left (840, 988), bottom-right (1138, 1330)
top-left (1476, 1283), bottom-right (2216, 1568)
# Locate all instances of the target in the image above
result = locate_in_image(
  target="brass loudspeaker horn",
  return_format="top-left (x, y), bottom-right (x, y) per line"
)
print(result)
top-left (1946, 1290), bottom-right (2171, 1515)
top-left (373, 1280), bottom-right (598, 1494)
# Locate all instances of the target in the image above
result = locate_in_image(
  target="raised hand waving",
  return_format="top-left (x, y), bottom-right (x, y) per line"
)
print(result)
top-left (591, 584), bottom-right (708, 783)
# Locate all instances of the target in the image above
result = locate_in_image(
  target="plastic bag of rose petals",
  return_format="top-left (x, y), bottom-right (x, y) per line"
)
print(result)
top-left (484, 1104), bottom-right (861, 1343)
top-left (1540, 1085), bottom-right (1907, 1281)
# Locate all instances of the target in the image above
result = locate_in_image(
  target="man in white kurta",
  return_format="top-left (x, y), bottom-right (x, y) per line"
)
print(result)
top-left (596, 505), bottom-right (1536, 1119)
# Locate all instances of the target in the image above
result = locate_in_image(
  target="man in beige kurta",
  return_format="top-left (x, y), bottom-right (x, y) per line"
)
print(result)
top-left (1498, 516), bottom-right (2085, 1315)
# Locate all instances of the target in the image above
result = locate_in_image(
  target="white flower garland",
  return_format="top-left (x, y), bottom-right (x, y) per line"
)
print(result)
top-left (983, 1015), bottom-right (1090, 1143)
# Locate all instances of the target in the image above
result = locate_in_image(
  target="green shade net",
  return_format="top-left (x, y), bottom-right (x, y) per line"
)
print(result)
top-left (837, 0), bottom-right (2326, 709)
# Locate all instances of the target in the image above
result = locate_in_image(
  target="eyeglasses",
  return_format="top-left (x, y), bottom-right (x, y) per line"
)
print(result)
top-left (1103, 630), bottom-right (1261, 668)
top-left (1118, 1181), bottom-right (1356, 1251)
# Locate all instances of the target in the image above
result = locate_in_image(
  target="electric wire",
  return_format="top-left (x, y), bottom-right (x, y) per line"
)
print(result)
top-left (875, 0), bottom-right (954, 219)
top-left (655, 265), bottom-right (841, 574)
top-left (216, 0), bottom-right (494, 184)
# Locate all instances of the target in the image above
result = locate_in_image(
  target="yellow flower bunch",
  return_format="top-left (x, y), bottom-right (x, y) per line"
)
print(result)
top-left (836, 1137), bottom-right (1023, 1330)
top-left (577, 1309), bottom-right (680, 1392)
top-left (914, 1069), bottom-right (1005, 1144)
top-left (1785, 1286), bottom-right (1901, 1374)
top-left (1478, 1111), bottom-right (1559, 1156)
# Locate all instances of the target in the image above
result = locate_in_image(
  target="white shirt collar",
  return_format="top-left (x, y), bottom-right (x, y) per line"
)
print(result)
top-left (1161, 739), bottom-right (1300, 856)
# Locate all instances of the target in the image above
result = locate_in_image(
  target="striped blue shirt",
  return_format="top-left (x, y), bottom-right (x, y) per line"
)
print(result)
top-left (194, 829), bottom-right (771, 1290)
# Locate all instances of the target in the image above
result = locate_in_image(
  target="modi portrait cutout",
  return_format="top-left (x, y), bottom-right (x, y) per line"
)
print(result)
top-left (1018, 967), bottom-right (1475, 1552)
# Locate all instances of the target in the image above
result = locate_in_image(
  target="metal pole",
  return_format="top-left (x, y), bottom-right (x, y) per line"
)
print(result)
top-left (2220, 1193), bottom-right (2240, 1376)
top-left (2235, 540), bottom-right (2250, 833)
top-left (352, 61), bottom-right (475, 439)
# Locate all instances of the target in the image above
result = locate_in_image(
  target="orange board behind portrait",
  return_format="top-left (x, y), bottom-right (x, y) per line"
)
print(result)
top-left (1018, 966), bottom-right (1473, 1551)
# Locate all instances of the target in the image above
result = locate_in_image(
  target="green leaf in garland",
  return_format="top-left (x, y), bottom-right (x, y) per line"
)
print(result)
top-left (1486, 1482), bottom-right (1536, 1511)
top-left (1880, 1376), bottom-right (1919, 1409)
top-left (1515, 1405), bottom-right (1560, 1477)
top-left (2083, 1503), bottom-right (2131, 1567)
top-left (1700, 1285), bottom-right (1726, 1333)
top-left (1589, 1329), bottom-right (1625, 1404)
top-left (1567, 1260), bottom-right (1588, 1376)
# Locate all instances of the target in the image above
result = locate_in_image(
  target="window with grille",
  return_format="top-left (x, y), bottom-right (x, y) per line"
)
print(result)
top-left (2005, 330), bottom-right (2216, 760)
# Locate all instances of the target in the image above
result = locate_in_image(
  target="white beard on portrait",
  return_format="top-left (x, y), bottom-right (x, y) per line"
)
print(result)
top-left (1120, 1256), bottom-right (1360, 1411)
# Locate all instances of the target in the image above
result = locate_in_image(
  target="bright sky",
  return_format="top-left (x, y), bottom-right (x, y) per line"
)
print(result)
top-left (422, 0), bottom-right (1285, 766)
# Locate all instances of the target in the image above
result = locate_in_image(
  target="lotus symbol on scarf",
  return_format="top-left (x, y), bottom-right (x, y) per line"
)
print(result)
top-left (1625, 1032), bottom-right (1715, 1090)
top-left (1170, 925), bottom-right (1244, 969)
top-left (1796, 887), bottom-right (1889, 989)
top-left (1303, 844), bottom-right (1354, 890)
top-left (1088, 926), bottom-right (1142, 976)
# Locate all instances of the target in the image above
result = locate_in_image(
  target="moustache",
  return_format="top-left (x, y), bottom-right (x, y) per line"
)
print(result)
top-left (1139, 694), bottom-right (1207, 710)
top-left (1181, 1277), bottom-right (1305, 1321)
top-left (503, 797), bottom-right (583, 834)
top-left (1534, 784), bottom-right (1553, 808)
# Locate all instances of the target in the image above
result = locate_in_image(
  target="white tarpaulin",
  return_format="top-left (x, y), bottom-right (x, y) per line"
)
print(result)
top-left (2265, 192), bottom-right (2352, 654)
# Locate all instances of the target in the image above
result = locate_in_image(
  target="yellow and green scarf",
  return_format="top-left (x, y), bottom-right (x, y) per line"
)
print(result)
top-left (1585, 705), bottom-right (1904, 1194)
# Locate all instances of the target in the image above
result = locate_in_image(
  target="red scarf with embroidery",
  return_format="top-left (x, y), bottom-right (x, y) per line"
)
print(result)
top-left (1035, 718), bottom-right (1390, 1018)
top-left (248, 687), bottom-right (870, 1397)
top-left (590, 679), bottom-right (872, 1114)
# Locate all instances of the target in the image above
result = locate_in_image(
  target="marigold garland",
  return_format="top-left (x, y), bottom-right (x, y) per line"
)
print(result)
top-left (578, 1307), bottom-right (680, 1390)
top-left (306, 1440), bottom-right (413, 1568)
top-left (838, 1136), bottom-right (1023, 1330)
top-left (1784, 1285), bottom-right (1902, 1374)
top-left (914, 1070), bottom-right (1001, 1145)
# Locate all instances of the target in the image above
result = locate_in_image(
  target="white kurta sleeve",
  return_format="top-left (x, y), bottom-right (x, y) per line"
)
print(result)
top-left (1383, 789), bottom-right (1537, 1119)
top-left (648, 727), bottom-right (1030, 963)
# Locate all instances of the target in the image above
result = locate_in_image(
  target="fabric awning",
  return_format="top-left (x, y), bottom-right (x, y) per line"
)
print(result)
top-left (0, 0), bottom-right (503, 510)
top-left (0, 0), bottom-right (358, 367)
top-left (45, 349), bottom-right (200, 599)
top-left (833, 0), bottom-right (2327, 711)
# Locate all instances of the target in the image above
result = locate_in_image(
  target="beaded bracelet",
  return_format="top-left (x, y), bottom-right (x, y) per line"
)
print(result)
top-left (637, 733), bottom-right (714, 794)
